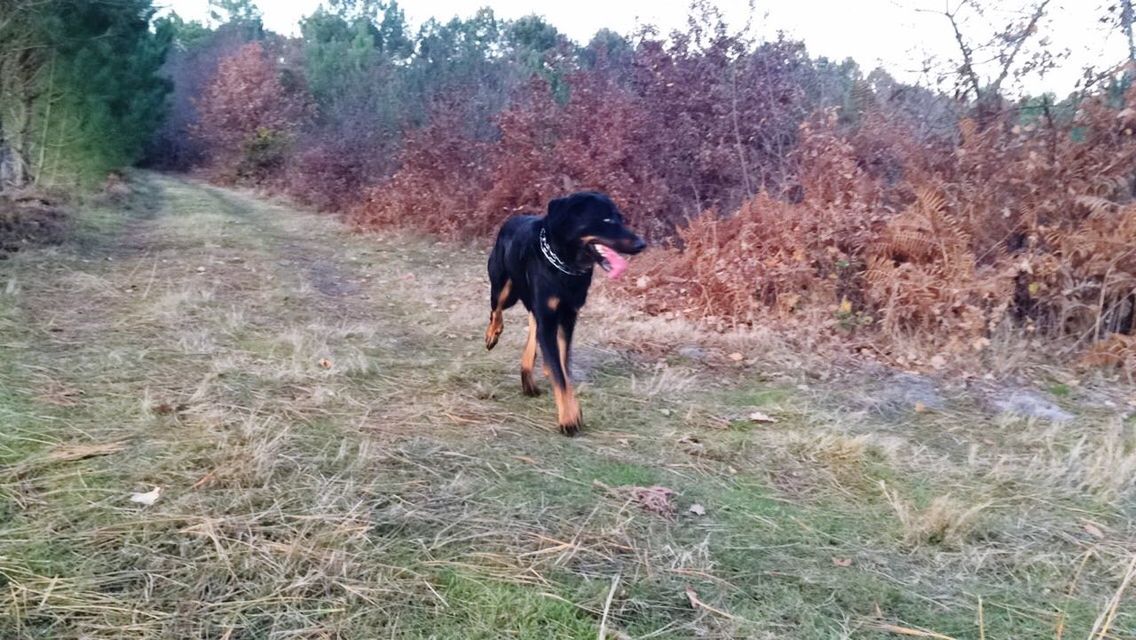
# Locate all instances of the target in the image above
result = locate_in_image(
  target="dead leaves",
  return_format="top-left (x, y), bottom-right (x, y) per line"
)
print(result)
top-left (629, 485), bottom-right (676, 519)
top-left (594, 481), bottom-right (677, 519)
top-left (152, 401), bottom-right (188, 416)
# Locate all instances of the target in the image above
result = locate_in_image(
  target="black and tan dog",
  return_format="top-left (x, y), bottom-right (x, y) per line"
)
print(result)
top-left (485, 192), bottom-right (646, 435)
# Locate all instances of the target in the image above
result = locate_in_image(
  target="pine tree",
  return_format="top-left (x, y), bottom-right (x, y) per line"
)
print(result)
top-left (0, 0), bottom-right (171, 191)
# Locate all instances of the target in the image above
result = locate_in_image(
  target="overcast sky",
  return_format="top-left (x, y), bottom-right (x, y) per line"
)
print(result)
top-left (160, 0), bottom-right (1127, 96)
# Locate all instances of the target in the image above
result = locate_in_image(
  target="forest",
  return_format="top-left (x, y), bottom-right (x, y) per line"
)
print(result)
top-left (3, 0), bottom-right (1136, 371)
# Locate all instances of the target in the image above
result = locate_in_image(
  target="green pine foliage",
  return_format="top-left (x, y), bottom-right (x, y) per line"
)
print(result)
top-left (0, 0), bottom-right (171, 191)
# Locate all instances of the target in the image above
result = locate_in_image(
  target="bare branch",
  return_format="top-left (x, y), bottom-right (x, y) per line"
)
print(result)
top-left (939, 1), bottom-right (983, 101)
top-left (989, 0), bottom-right (1052, 94)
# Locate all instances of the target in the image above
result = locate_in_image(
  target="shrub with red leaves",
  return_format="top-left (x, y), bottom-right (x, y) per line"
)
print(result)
top-left (192, 42), bottom-right (311, 182)
top-left (284, 140), bottom-right (372, 212)
top-left (350, 98), bottom-right (493, 238)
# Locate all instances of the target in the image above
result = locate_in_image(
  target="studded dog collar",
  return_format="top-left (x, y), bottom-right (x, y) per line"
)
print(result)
top-left (539, 228), bottom-right (590, 276)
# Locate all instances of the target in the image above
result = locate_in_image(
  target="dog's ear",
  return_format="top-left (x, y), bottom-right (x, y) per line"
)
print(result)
top-left (547, 196), bottom-right (569, 218)
top-left (545, 195), bottom-right (573, 239)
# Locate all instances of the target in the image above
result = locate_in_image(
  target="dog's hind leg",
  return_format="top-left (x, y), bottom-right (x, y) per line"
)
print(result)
top-left (484, 278), bottom-right (512, 350)
top-left (520, 313), bottom-right (541, 396)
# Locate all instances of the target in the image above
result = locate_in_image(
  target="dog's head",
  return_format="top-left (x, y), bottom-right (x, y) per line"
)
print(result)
top-left (545, 192), bottom-right (646, 278)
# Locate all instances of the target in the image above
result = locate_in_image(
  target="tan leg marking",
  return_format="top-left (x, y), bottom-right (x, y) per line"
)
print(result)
top-left (484, 279), bottom-right (512, 350)
top-left (553, 326), bottom-right (580, 435)
top-left (520, 313), bottom-right (539, 396)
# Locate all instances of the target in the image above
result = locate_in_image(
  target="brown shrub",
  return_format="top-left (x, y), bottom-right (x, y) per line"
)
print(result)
top-left (479, 74), bottom-right (670, 238)
top-left (622, 111), bottom-right (880, 326)
top-left (284, 142), bottom-right (371, 212)
top-left (192, 42), bottom-right (311, 183)
top-left (620, 84), bottom-right (1136, 369)
top-left (349, 100), bottom-right (494, 238)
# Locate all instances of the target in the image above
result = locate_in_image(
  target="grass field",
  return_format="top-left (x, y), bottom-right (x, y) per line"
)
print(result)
top-left (1, 173), bottom-right (1134, 639)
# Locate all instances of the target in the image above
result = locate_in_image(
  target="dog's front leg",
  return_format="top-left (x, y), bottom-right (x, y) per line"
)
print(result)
top-left (535, 307), bottom-right (581, 436)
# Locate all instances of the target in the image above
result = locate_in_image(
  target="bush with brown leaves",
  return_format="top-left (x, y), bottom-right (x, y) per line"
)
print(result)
top-left (349, 99), bottom-right (494, 238)
top-left (624, 83), bottom-right (1136, 373)
top-left (192, 42), bottom-right (311, 183)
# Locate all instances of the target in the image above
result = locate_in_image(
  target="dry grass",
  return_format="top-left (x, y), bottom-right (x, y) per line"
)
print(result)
top-left (0, 173), bottom-right (1133, 639)
top-left (882, 485), bottom-right (991, 549)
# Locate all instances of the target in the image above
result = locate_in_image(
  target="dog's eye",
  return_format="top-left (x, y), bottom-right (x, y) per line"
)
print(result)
top-left (603, 218), bottom-right (616, 224)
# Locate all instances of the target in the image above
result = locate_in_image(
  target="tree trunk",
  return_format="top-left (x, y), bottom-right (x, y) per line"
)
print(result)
top-left (0, 47), bottom-right (40, 191)
top-left (0, 92), bottom-right (32, 191)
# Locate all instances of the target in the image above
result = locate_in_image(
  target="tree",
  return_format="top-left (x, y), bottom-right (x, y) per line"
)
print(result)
top-left (1119, 0), bottom-right (1135, 63)
top-left (928, 0), bottom-right (1061, 126)
top-left (193, 41), bottom-right (310, 180)
top-left (0, 0), bottom-right (57, 188)
top-left (0, 0), bottom-right (171, 190)
top-left (208, 0), bottom-right (260, 28)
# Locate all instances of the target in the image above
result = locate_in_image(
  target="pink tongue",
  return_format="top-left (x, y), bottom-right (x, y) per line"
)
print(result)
top-left (596, 244), bottom-right (629, 279)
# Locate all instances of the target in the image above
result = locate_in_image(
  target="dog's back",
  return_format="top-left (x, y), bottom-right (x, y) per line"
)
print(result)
top-left (487, 215), bottom-right (540, 302)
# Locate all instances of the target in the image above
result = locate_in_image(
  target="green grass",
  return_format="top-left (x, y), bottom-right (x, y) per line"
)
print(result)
top-left (0, 173), bottom-right (1133, 639)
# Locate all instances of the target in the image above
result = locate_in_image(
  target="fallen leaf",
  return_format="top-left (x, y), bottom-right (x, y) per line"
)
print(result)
top-left (152, 402), bottom-right (187, 415)
top-left (512, 455), bottom-right (537, 465)
top-left (191, 472), bottom-right (215, 490)
top-left (684, 585), bottom-right (700, 609)
top-left (1083, 521), bottom-right (1105, 539)
top-left (929, 354), bottom-right (947, 370)
top-left (130, 486), bottom-right (162, 506)
top-left (635, 275), bottom-right (650, 289)
top-left (728, 352), bottom-right (744, 362)
top-left (683, 585), bottom-right (742, 621)
top-left (914, 402), bottom-right (927, 413)
top-left (748, 411), bottom-right (777, 423)
top-left (832, 557), bottom-right (853, 567)
top-left (318, 358), bottom-right (333, 369)
top-left (629, 485), bottom-right (676, 519)
top-left (688, 503), bottom-right (706, 516)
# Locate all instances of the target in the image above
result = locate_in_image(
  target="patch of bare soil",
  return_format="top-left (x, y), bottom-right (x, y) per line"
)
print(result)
top-left (0, 193), bottom-right (68, 258)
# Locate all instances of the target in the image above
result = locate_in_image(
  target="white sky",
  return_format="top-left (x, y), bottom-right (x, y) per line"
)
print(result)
top-left (159, 0), bottom-right (1129, 96)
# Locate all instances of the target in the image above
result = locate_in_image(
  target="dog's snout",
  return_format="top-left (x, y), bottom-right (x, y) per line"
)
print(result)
top-left (629, 237), bottom-right (647, 253)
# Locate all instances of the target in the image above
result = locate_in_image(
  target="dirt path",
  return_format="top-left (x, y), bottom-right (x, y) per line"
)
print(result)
top-left (0, 174), bottom-right (1133, 639)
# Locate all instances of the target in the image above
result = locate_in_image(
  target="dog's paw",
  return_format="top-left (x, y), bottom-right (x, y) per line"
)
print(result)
top-left (485, 332), bottom-right (500, 350)
top-left (521, 375), bottom-right (541, 396)
top-left (558, 420), bottom-right (581, 437)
